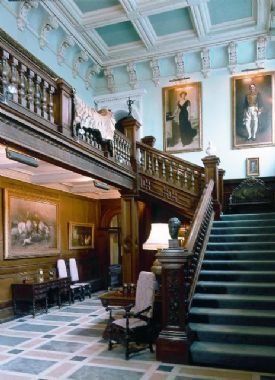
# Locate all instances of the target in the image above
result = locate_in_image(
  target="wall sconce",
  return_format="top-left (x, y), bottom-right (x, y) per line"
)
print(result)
top-left (0, 83), bottom-right (17, 104)
top-left (6, 148), bottom-right (39, 167)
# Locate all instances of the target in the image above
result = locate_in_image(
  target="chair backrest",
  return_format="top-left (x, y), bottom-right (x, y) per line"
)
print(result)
top-left (69, 258), bottom-right (79, 282)
top-left (57, 259), bottom-right (69, 279)
top-left (133, 271), bottom-right (156, 318)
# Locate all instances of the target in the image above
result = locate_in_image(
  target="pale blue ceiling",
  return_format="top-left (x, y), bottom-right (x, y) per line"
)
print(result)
top-left (208, 0), bottom-right (252, 25)
top-left (148, 8), bottom-right (193, 37)
top-left (95, 21), bottom-right (141, 47)
top-left (74, 0), bottom-right (119, 13)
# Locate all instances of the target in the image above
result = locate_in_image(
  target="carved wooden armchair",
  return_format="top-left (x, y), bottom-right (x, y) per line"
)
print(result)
top-left (106, 271), bottom-right (157, 360)
top-left (57, 259), bottom-right (84, 303)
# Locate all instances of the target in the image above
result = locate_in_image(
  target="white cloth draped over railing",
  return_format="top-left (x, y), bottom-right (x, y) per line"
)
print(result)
top-left (74, 95), bottom-right (115, 140)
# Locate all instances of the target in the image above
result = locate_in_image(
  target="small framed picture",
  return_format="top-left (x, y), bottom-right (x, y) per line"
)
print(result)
top-left (69, 222), bottom-right (94, 250)
top-left (246, 157), bottom-right (259, 177)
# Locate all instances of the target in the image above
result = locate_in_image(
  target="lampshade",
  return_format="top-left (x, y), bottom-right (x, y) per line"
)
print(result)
top-left (143, 223), bottom-right (170, 250)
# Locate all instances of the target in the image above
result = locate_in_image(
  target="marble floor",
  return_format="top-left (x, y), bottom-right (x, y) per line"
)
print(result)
top-left (0, 293), bottom-right (274, 380)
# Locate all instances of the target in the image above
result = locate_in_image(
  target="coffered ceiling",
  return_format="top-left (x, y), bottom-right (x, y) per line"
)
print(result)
top-left (41, 0), bottom-right (273, 67)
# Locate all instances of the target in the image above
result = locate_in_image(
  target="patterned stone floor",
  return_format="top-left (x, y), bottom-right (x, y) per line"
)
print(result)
top-left (0, 293), bottom-right (274, 380)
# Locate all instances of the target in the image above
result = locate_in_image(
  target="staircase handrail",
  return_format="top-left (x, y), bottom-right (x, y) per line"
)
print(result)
top-left (185, 179), bottom-right (214, 252)
top-left (185, 179), bottom-right (215, 307)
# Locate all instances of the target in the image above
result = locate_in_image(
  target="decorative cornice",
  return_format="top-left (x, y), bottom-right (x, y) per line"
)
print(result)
top-left (126, 62), bottom-right (138, 89)
top-left (150, 58), bottom-right (160, 87)
top-left (72, 50), bottom-right (89, 78)
top-left (256, 36), bottom-right (267, 67)
top-left (201, 47), bottom-right (210, 78)
top-left (228, 41), bottom-right (237, 74)
top-left (57, 35), bottom-right (75, 65)
top-left (39, 15), bottom-right (59, 50)
top-left (17, 0), bottom-right (39, 32)
top-left (175, 52), bottom-right (185, 78)
top-left (85, 64), bottom-right (101, 89)
top-left (103, 67), bottom-right (116, 93)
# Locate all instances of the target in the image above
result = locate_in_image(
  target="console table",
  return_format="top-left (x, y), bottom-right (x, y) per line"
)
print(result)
top-left (12, 277), bottom-right (70, 317)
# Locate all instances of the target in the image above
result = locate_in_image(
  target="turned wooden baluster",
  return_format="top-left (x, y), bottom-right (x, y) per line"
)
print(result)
top-left (41, 80), bottom-right (49, 119)
top-left (0, 50), bottom-right (10, 95)
top-left (10, 56), bottom-right (18, 103)
top-left (26, 69), bottom-right (34, 112)
top-left (48, 85), bottom-right (55, 123)
top-left (162, 159), bottom-right (166, 179)
top-left (34, 75), bottom-right (42, 116)
top-left (155, 155), bottom-right (160, 177)
top-left (18, 62), bottom-right (27, 107)
top-left (139, 148), bottom-right (145, 172)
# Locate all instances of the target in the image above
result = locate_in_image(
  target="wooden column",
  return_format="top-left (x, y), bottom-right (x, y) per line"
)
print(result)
top-left (55, 79), bottom-right (74, 136)
top-left (202, 155), bottom-right (221, 219)
top-left (156, 247), bottom-right (191, 364)
top-left (119, 116), bottom-right (140, 170)
top-left (120, 191), bottom-right (140, 283)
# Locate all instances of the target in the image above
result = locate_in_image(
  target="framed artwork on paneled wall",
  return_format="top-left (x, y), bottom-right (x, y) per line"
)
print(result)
top-left (163, 82), bottom-right (202, 153)
top-left (232, 72), bottom-right (275, 149)
top-left (4, 190), bottom-right (60, 259)
top-left (246, 157), bottom-right (260, 177)
top-left (69, 222), bottom-right (94, 250)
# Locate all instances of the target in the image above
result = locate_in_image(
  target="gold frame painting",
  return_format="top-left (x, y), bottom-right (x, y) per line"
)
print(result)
top-left (232, 72), bottom-right (275, 149)
top-left (4, 190), bottom-right (60, 259)
top-left (69, 222), bottom-right (94, 250)
top-left (163, 82), bottom-right (202, 153)
top-left (246, 157), bottom-right (259, 177)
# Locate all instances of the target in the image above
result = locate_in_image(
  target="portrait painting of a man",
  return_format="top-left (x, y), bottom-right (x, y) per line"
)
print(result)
top-left (232, 73), bottom-right (274, 148)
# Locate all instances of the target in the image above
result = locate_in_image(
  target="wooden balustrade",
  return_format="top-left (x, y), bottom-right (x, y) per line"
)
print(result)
top-left (113, 130), bottom-right (131, 166)
top-left (0, 43), bottom-right (59, 125)
top-left (137, 142), bottom-right (205, 196)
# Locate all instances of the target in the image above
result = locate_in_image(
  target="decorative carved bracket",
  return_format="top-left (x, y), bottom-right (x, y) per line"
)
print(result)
top-left (103, 67), bottom-right (116, 93)
top-left (72, 50), bottom-right (88, 78)
top-left (127, 62), bottom-right (138, 89)
top-left (150, 58), bottom-right (160, 86)
top-left (201, 48), bottom-right (210, 78)
top-left (17, 0), bottom-right (39, 31)
top-left (228, 41), bottom-right (237, 74)
top-left (57, 35), bottom-right (75, 65)
top-left (39, 15), bottom-right (59, 50)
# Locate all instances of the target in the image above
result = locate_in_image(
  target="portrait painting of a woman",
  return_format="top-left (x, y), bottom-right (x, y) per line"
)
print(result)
top-left (163, 82), bottom-right (202, 153)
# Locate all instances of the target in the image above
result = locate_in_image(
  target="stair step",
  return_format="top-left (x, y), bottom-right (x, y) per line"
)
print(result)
top-left (211, 226), bottom-right (275, 234)
top-left (190, 341), bottom-right (275, 372)
top-left (189, 307), bottom-right (275, 326)
top-left (221, 213), bottom-right (275, 220)
top-left (196, 280), bottom-right (275, 295)
top-left (213, 219), bottom-right (275, 228)
top-left (206, 241), bottom-right (275, 251)
top-left (199, 270), bottom-right (275, 282)
top-left (204, 250), bottom-right (275, 260)
top-left (192, 293), bottom-right (275, 309)
top-left (202, 260), bottom-right (275, 270)
top-left (209, 234), bottom-right (275, 243)
top-left (189, 322), bottom-right (275, 346)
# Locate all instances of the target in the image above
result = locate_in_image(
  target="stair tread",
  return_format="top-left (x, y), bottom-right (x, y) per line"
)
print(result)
top-left (203, 260), bottom-right (275, 263)
top-left (200, 270), bottom-right (275, 274)
top-left (190, 341), bottom-right (275, 357)
top-left (190, 307), bottom-right (275, 317)
top-left (189, 322), bottom-right (275, 336)
top-left (210, 233), bottom-right (275, 237)
top-left (198, 281), bottom-right (275, 287)
top-left (193, 293), bottom-right (275, 301)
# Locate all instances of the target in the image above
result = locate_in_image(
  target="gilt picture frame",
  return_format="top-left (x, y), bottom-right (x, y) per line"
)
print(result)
top-left (4, 190), bottom-right (59, 259)
top-left (232, 72), bottom-right (275, 149)
top-left (69, 222), bottom-right (94, 250)
top-left (163, 82), bottom-right (202, 153)
top-left (246, 157), bottom-right (259, 177)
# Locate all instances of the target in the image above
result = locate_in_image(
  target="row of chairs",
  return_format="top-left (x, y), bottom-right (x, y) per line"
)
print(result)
top-left (57, 258), bottom-right (92, 302)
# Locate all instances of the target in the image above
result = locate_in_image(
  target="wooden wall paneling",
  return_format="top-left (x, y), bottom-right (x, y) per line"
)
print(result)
top-left (0, 175), bottom-right (100, 310)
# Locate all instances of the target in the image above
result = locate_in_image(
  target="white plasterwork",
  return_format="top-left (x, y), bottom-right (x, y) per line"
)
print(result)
top-left (228, 41), bottom-right (237, 74)
top-left (256, 36), bottom-right (267, 67)
top-left (57, 35), bottom-right (75, 65)
top-left (201, 48), bottom-right (210, 78)
top-left (104, 68), bottom-right (116, 93)
top-left (150, 58), bottom-right (160, 87)
top-left (72, 50), bottom-right (89, 79)
top-left (17, 0), bottom-right (38, 32)
top-left (39, 15), bottom-right (59, 50)
top-left (85, 64), bottom-right (101, 90)
top-left (127, 62), bottom-right (138, 89)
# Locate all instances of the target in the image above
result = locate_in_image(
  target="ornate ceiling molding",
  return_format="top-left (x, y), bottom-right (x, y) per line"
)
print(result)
top-left (17, 0), bottom-right (38, 32)
top-left (57, 35), bottom-right (75, 65)
top-left (72, 50), bottom-right (88, 78)
top-left (39, 15), bottom-right (59, 50)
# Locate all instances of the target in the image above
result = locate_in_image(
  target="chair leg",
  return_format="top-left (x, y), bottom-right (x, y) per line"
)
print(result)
top-left (149, 342), bottom-right (154, 353)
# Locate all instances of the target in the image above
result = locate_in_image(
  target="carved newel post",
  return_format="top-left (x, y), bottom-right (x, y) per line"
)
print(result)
top-left (156, 218), bottom-right (191, 364)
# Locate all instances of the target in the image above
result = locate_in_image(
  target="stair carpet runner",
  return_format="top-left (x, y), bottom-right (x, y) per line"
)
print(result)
top-left (188, 212), bottom-right (275, 373)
